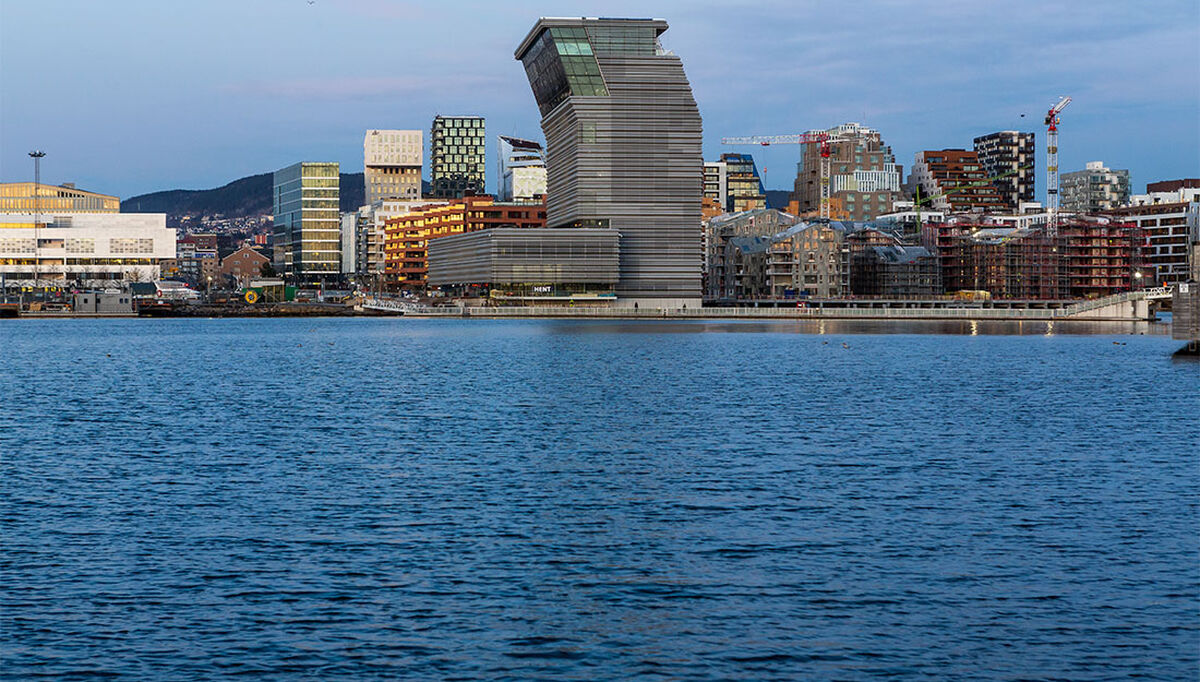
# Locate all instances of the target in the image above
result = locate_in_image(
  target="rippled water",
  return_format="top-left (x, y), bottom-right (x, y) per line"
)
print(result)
top-left (2, 318), bottom-right (1197, 679)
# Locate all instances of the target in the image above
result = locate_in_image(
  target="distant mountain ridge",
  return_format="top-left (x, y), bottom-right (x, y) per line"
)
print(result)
top-left (121, 172), bottom-right (368, 221)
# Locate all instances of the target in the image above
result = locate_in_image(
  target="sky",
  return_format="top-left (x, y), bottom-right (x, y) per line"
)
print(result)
top-left (1, 0), bottom-right (1197, 201)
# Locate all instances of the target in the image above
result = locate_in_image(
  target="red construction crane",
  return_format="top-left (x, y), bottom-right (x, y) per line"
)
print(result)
top-left (1044, 95), bottom-right (1071, 237)
top-left (721, 132), bottom-right (845, 220)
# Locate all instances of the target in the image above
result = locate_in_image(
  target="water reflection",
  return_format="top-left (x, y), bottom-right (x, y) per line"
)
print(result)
top-left (546, 318), bottom-right (1170, 337)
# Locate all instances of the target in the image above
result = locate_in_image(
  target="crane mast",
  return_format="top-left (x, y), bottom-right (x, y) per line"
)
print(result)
top-left (721, 132), bottom-right (845, 220)
top-left (1044, 96), bottom-right (1071, 237)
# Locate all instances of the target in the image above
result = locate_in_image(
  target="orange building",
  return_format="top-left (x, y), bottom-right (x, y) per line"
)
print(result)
top-left (384, 196), bottom-right (545, 289)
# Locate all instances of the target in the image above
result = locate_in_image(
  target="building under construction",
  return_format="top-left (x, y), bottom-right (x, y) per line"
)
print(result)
top-left (929, 218), bottom-right (1145, 299)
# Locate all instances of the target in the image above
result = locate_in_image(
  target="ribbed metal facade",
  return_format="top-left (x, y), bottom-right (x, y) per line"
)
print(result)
top-left (516, 18), bottom-right (703, 304)
top-left (427, 228), bottom-right (619, 286)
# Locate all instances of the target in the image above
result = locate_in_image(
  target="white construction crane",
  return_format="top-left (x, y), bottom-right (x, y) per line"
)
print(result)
top-left (1044, 95), bottom-right (1072, 237)
top-left (721, 132), bottom-right (845, 220)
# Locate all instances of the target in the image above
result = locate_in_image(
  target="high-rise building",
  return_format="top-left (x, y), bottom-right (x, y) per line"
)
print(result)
top-left (908, 150), bottom-right (1005, 213)
top-left (431, 116), bottom-right (485, 198)
top-left (364, 130), bottom-right (422, 204)
top-left (973, 131), bottom-right (1035, 211)
top-left (789, 123), bottom-right (901, 221)
top-left (703, 161), bottom-right (727, 204)
top-left (515, 17), bottom-right (703, 306)
top-left (721, 153), bottom-right (766, 213)
top-left (1061, 161), bottom-right (1130, 213)
top-left (497, 135), bottom-right (547, 201)
top-left (272, 162), bottom-right (340, 285)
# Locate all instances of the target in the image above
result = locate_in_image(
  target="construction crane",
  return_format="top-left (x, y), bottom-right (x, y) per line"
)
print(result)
top-left (1044, 95), bottom-right (1071, 237)
top-left (721, 132), bottom-right (846, 220)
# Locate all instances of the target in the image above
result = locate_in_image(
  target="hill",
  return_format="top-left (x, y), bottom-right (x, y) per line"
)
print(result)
top-left (122, 172), bottom-right (367, 221)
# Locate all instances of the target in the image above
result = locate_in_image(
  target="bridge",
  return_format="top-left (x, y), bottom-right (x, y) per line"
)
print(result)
top-left (1058, 287), bottom-right (1170, 321)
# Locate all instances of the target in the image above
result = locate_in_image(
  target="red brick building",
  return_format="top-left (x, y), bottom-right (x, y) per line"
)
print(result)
top-left (220, 245), bottom-right (270, 287)
top-left (909, 150), bottom-right (1006, 213)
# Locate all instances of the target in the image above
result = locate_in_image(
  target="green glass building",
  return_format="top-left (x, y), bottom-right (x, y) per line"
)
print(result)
top-left (272, 162), bottom-right (340, 285)
top-left (431, 116), bottom-right (485, 199)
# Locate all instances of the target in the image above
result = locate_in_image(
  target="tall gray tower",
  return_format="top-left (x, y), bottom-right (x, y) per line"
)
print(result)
top-left (515, 17), bottom-right (703, 306)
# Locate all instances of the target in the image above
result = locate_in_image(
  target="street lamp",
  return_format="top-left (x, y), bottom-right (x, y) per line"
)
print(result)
top-left (29, 151), bottom-right (45, 300)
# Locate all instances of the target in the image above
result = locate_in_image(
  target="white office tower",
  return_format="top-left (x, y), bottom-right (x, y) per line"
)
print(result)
top-left (364, 130), bottom-right (423, 204)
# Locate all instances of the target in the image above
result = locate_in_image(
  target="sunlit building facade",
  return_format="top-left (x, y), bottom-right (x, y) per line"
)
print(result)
top-left (722, 153), bottom-right (766, 213)
top-left (383, 195), bottom-right (546, 289)
top-left (272, 162), bottom-right (340, 285)
top-left (0, 213), bottom-right (174, 287)
top-left (0, 182), bottom-right (119, 213)
top-left (364, 129), bottom-right (423, 204)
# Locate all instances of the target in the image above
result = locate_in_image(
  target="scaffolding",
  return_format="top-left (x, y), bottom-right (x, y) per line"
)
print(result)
top-left (933, 219), bottom-right (1146, 300)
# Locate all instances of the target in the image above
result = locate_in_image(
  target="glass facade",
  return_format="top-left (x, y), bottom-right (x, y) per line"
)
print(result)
top-left (521, 28), bottom-right (609, 116)
top-left (722, 154), bottom-right (767, 212)
top-left (273, 162), bottom-right (340, 284)
top-left (0, 183), bottom-right (120, 213)
top-left (431, 116), bottom-right (486, 198)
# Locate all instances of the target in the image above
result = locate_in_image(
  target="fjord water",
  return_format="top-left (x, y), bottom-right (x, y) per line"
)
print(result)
top-left (1, 318), bottom-right (1196, 680)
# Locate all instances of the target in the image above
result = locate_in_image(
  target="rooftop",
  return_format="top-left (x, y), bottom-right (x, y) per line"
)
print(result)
top-left (515, 16), bottom-right (668, 59)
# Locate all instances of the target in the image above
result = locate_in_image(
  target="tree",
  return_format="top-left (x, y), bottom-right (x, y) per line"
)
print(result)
top-left (260, 261), bottom-right (277, 278)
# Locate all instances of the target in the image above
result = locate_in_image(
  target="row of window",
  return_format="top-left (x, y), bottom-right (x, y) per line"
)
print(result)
top-left (435, 118), bottom-right (483, 128)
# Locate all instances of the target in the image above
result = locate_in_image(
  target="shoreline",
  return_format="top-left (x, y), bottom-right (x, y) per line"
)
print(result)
top-left (7, 307), bottom-right (1169, 324)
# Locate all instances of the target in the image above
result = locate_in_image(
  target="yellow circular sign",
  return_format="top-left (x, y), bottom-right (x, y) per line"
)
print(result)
top-left (244, 289), bottom-right (259, 304)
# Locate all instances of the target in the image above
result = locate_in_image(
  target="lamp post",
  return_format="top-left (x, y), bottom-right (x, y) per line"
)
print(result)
top-left (29, 151), bottom-right (46, 301)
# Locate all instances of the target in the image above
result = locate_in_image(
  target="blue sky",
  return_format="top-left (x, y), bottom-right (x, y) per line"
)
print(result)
top-left (1, 0), bottom-right (1197, 200)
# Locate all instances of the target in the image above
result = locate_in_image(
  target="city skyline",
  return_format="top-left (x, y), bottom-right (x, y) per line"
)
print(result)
top-left (1, 0), bottom-right (1197, 199)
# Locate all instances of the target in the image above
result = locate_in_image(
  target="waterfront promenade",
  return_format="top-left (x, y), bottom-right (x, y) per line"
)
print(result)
top-left (374, 288), bottom-right (1172, 322)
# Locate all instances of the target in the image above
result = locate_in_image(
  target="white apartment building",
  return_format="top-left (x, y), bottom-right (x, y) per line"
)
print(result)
top-left (364, 129), bottom-right (423, 204)
top-left (1106, 199), bottom-right (1200, 285)
top-left (1061, 161), bottom-right (1130, 212)
top-left (0, 213), bottom-right (175, 287)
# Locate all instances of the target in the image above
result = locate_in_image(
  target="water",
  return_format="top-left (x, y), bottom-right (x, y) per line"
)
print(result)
top-left (1, 318), bottom-right (1197, 680)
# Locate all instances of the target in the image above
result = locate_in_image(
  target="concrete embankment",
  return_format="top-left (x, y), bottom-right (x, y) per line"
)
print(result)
top-left (405, 289), bottom-right (1169, 322)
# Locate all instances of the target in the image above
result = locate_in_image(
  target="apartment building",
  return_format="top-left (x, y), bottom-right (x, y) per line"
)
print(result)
top-left (791, 123), bottom-right (902, 221)
top-left (1060, 161), bottom-right (1130, 212)
top-left (973, 131), bottom-right (1035, 210)
top-left (909, 150), bottom-right (1005, 213)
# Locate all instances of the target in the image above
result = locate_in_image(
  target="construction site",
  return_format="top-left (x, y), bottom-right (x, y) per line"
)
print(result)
top-left (705, 95), bottom-right (1177, 306)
